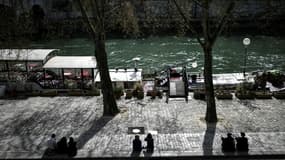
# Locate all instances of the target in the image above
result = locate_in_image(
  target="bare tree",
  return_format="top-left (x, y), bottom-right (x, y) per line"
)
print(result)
top-left (76, 0), bottom-right (119, 116)
top-left (173, 0), bottom-right (235, 122)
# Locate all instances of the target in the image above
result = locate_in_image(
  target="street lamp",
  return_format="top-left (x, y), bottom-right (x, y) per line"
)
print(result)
top-left (242, 38), bottom-right (251, 78)
top-left (192, 61), bottom-right (198, 68)
top-left (132, 57), bottom-right (140, 69)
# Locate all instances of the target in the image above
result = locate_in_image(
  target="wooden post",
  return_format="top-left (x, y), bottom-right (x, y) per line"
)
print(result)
top-left (81, 68), bottom-right (84, 89)
top-left (43, 68), bottom-right (46, 88)
top-left (25, 61), bottom-right (28, 81)
top-left (62, 68), bottom-right (65, 89)
top-left (92, 68), bottom-right (94, 84)
top-left (6, 61), bottom-right (10, 80)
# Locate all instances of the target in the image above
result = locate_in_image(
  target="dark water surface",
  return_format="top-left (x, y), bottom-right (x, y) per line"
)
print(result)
top-left (30, 36), bottom-right (285, 73)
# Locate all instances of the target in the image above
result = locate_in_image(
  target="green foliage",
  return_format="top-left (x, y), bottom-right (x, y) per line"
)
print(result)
top-left (235, 82), bottom-right (255, 99)
top-left (137, 90), bottom-right (144, 99)
top-left (133, 82), bottom-right (143, 91)
top-left (113, 87), bottom-right (124, 99)
top-left (132, 82), bottom-right (144, 98)
top-left (215, 88), bottom-right (233, 99)
top-left (41, 90), bottom-right (58, 97)
top-left (106, 1), bottom-right (140, 36)
top-left (125, 89), bottom-right (133, 99)
top-left (273, 91), bottom-right (285, 99)
top-left (85, 88), bottom-right (100, 96)
top-left (65, 80), bottom-right (77, 89)
top-left (193, 90), bottom-right (205, 100)
top-left (0, 4), bottom-right (17, 43)
top-left (68, 90), bottom-right (84, 96)
top-left (236, 82), bottom-right (253, 93)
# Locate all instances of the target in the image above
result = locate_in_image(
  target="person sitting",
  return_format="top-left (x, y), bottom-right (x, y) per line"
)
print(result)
top-left (221, 133), bottom-right (236, 152)
top-left (57, 137), bottom-right (68, 154)
top-left (144, 133), bottom-right (154, 152)
top-left (47, 134), bottom-right (57, 152)
top-left (133, 135), bottom-right (142, 152)
top-left (67, 137), bottom-right (77, 157)
top-left (236, 132), bottom-right (249, 152)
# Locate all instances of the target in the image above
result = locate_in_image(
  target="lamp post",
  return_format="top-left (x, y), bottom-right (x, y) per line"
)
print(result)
top-left (132, 57), bottom-right (140, 68)
top-left (242, 38), bottom-right (251, 78)
top-left (132, 57), bottom-right (140, 72)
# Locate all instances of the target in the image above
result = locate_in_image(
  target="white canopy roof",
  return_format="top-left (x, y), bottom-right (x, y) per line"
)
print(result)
top-left (43, 56), bottom-right (97, 69)
top-left (95, 69), bottom-right (142, 82)
top-left (0, 49), bottom-right (57, 61)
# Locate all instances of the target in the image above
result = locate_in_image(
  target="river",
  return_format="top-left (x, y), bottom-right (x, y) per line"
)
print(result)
top-left (30, 36), bottom-right (285, 74)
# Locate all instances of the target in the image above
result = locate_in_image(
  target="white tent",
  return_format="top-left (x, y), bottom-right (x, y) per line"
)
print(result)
top-left (0, 49), bottom-right (57, 62)
top-left (43, 56), bottom-right (97, 69)
top-left (95, 69), bottom-right (142, 82)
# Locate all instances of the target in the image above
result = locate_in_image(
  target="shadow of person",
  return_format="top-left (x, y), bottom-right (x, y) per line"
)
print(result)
top-left (202, 122), bottom-right (217, 156)
top-left (143, 150), bottom-right (153, 157)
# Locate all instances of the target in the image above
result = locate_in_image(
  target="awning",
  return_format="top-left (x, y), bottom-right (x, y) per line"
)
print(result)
top-left (43, 56), bottom-right (97, 69)
top-left (0, 49), bottom-right (57, 61)
top-left (95, 69), bottom-right (142, 82)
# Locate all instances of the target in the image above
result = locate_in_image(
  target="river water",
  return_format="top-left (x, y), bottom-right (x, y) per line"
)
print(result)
top-left (30, 36), bottom-right (285, 74)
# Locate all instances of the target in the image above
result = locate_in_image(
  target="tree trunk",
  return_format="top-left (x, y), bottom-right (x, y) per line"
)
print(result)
top-left (95, 34), bottom-right (119, 116)
top-left (203, 44), bottom-right (217, 123)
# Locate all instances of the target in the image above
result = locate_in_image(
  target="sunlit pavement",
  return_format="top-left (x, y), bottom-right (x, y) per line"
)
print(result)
top-left (0, 94), bottom-right (284, 159)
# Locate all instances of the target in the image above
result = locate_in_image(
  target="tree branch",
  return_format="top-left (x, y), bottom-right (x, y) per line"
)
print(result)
top-left (210, 1), bottom-right (235, 45)
top-left (90, 0), bottom-right (102, 25)
top-left (172, 0), bottom-right (204, 46)
top-left (202, 0), bottom-right (210, 45)
top-left (93, 0), bottom-right (105, 40)
top-left (76, 0), bottom-right (97, 39)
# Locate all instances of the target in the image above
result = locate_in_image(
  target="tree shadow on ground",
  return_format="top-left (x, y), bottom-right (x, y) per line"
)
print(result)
top-left (202, 122), bottom-right (217, 156)
top-left (42, 116), bottom-right (113, 159)
top-left (76, 116), bottom-right (114, 149)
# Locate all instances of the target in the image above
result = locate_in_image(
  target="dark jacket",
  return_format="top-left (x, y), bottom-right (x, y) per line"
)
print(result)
top-left (236, 137), bottom-right (249, 151)
top-left (145, 137), bottom-right (154, 152)
top-left (133, 139), bottom-right (142, 152)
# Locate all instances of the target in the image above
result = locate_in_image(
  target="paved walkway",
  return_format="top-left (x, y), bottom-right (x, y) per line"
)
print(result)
top-left (0, 94), bottom-right (284, 159)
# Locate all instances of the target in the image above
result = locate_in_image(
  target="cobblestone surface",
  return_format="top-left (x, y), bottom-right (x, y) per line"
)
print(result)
top-left (0, 94), bottom-right (284, 158)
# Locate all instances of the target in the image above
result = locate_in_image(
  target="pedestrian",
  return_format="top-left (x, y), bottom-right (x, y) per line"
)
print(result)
top-left (144, 133), bottom-right (154, 152)
top-left (68, 137), bottom-right (77, 157)
top-left (57, 137), bottom-right (68, 154)
top-left (236, 132), bottom-right (249, 152)
top-left (47, 134), bottom-right (57, 151)
top-left (221, 133), bottom-right (236, 152)
top-left (133, 135), bottom-right (142, 152)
